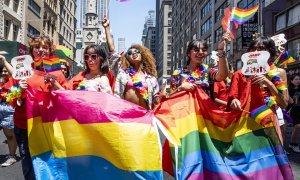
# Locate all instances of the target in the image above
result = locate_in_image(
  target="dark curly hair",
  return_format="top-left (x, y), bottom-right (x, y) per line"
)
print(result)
top-left (84, 45), bottom-right (109, 74)
top-left (122, 44), bottom-right (157, 77)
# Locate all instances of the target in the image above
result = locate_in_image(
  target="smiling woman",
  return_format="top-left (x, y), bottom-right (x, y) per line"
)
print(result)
top-left (52, 45), bottom-right (114, 94)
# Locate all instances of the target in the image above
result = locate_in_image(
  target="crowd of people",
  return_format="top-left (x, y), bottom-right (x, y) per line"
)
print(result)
top-left (0, 17), bottom-right (299, 180)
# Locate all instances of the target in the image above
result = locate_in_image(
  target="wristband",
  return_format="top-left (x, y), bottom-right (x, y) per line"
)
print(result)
top-left (217, 52), bottom-right (226, 58)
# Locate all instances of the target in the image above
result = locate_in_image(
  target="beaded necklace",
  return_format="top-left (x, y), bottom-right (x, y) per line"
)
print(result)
top-left (127, 67), bottom-right (149, 103)
top-left (183, 64), bottom-right (209, 87)
top-left (267, 62), bottom-right (287, 93)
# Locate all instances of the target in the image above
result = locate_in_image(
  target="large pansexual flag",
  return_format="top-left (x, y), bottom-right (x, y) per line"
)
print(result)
top-left (154, 88), bottom-right (294, 180)
top-left (26, 89), bottom-right (162, 179)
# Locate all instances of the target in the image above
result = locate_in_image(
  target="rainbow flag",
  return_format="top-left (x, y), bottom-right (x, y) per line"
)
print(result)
top-left (250, 105), bottom-right (274, 126)
top-left (27, 89), bottom-right (162, 179)
top-left (154, 88), bottom-right (293, 179)
top-left (274, 51), bottom-right (296, 67)
top-left (42, 55), bottom-right (61, 72)
top-left (231, 4), bottom-right (259, 24)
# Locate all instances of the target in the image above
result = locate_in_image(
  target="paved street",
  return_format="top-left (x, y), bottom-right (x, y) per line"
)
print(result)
top-left (0, 126), bottom-right (299, 180)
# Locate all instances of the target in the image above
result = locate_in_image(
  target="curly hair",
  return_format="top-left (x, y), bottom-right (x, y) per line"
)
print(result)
top-left (28, 36), bottom-right (55, 58)
top-left (122, 44), bottom-right (157, 77)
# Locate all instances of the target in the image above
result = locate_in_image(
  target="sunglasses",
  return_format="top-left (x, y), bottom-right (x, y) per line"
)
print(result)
top-left (84, 54), bottom-right (98, 61)
top-left (127, 49), bottom-right (141, 56)
top-left (31, 34), bottom-right (50, 39)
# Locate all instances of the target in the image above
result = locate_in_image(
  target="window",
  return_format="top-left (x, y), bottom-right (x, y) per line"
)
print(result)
top-left (13, 0), bottom-right (19, 12)
top-left (287, 5), bottom-right (300, 26)
top-left (215, 26), bottom-right (224, 43)
top-left (4, 0), bottom-right (9, 6)
top-left (28, 0), bottom-right (41, 16)
top-left (167, 70), bottom-right (172, 75)
top-left (167, 61), bottom-right (172, 66)
top-left (28, 24), bottom-right (40, 37)
top-left (287, 38), bottom-right (300, 60)
top-left (276, 14), bottom-right (286, 31)
top-left (215, 1), bottom-right (229, 22)
top-left (201, 18), bottom-right (211, 35)
top-left (4, 19), bottom-right (10, 39)
top-left (206, 35), bottom-right (212, 48)
top-left (201, 1), bottom-right (211, 18)
top-left (13, 24), bottom-right (19, 40)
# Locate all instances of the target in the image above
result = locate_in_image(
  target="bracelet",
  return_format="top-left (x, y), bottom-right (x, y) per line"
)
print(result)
top-left (217, 52), bottom-right (227, 58)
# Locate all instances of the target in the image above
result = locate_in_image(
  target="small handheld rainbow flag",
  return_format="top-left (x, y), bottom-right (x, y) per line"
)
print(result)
top-left (231, 4), bottom-right (259, 24)
top-left (250, 105), bottom-right (273, 126)
top-left (222, 4), bottom-right (259, 39)
top-left (274, 50), bottom-right (295, 67)
top-left (43, 55), bottom-right (61, 72)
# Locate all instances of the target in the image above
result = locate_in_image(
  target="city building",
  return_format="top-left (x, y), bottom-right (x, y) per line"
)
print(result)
top-left (57, 0), bottom-right (77, 72)
top-left (144, 27), bottom-right (156, 58)
top-left (274, 0), bottom-right (300, 76)
top-left (77, 0), bottom-right (109, 28)
top-left (156, 0), bottom-right (172, 87)
top-left (0, 0), bottom-right (28, 60)
top-left (96, 0), bottom-right (109, 20)
top-left (76, 0), bottom-right (110, 65)
top-left (118, 37), bottom-right (125, 53)
top-left (142, 10), bottom-right (156, 45)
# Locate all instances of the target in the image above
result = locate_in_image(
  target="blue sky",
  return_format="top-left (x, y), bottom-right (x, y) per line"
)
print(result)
top-left (109, 0), bottom-right (155, 51)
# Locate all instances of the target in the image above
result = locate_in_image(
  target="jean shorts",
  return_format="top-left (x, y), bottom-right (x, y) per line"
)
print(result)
top-left (0, 102), bottom-right (15, 129)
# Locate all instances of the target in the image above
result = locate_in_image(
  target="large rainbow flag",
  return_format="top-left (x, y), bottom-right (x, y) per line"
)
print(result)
top-left (154, 88), bottom-right (294, 180)
top-left (26, 89), bottom-right (163, 179)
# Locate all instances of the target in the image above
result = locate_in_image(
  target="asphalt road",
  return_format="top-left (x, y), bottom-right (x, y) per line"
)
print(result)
top-left (0, 126), bottom-right (299, 180)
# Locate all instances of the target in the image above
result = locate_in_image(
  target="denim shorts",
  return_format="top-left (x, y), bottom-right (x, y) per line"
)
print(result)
top-left (0, 102), bottom-right (15, 129)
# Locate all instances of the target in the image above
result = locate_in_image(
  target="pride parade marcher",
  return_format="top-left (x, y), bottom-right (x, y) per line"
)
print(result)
top-left (60, 59), bottom-right (71, 79)
top-left (228, 36), bottom-right (289, 143)
top-left (102, 17), bottom-right (161, 110)
top-left (213, 64), bottom-right (234, 111)
top-left (53, 45), bottom-right (113, 93)
top-left (287, 75), bottom-right (300, 153)
top-left (170, 33), bottom-right (230, 95)
top-left (0, 67), bottom-right (17, 167)
top-left (0, 35), bottom-right (67, 180)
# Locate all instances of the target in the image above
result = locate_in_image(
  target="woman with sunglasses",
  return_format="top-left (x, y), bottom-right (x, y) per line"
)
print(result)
top-left (101, 18), bottom-right (160, 110)
top-left (170, 34), bottom-right (230, 96)
top-left (112, 45), bottom-right (160, 110)
top-left (52, 45), bottom-right (113, 93)
top-left (228, 36), bottom-right (289, 143)
top-left (0, 35), bottom-right (67, 180)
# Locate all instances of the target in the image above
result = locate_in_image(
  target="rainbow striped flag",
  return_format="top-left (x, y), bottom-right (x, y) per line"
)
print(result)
top-left (274, 50), bottom-right (296, 67)
top-left (231, 4), bottom-right (259, 24)
top-left (26, 89), bottom-right (163, 179)
top-left (154, 88), bottom-right (293, 180)
top-left (43, 55), bottom-right (61, 72)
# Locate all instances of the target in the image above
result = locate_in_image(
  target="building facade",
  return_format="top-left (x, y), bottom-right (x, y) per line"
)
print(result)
top-left (57, 0), bottom-right (77, 59)
top-left (142, 10), bottom-right (156, 45)
top-left (274, 0), bottom-right (300, 77)
top-left (117, 37), bottom-right (125, 53)
top-left (156, 0), bottom-right (172, 87)
top-left (145, 27), bottom-right (156, 58)
top-left (1, 0), bottom-right (26, 43)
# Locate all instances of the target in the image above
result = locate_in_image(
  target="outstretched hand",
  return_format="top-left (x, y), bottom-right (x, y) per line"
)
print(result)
top-left (101, 17), bottom-right (110, 28)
